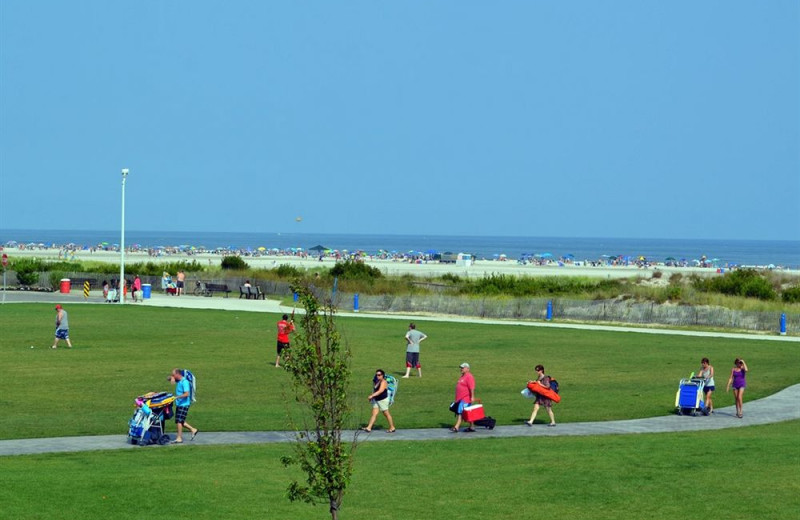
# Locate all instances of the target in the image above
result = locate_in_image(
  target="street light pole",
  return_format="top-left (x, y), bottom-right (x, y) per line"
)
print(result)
top-left (120, 168), bottom-right (129, 305)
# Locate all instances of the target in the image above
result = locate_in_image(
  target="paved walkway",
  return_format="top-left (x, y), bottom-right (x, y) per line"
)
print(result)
top-left (3, 290), bottom-right (798, 342)
top-left (1, 384), bottom-right (798, 457)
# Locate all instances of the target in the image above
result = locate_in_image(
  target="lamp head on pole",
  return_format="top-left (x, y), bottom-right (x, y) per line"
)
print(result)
top-left (121, 168), bottom-right (129, 178)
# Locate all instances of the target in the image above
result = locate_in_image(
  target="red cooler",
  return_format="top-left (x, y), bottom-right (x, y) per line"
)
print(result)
top-left (60, 279), bottom-right (71, 294)
top-left (462, 403), bottom-right (485, 422)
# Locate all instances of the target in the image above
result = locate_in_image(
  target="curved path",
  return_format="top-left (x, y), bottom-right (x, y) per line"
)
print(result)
top-left (2, 384), bottom-right (798, 457)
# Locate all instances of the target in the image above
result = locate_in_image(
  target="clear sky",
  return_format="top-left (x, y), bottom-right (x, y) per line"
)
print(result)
top-left (1, 1), bottom-right (797, 240)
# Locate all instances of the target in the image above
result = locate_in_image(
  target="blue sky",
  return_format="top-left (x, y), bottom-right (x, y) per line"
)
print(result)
top-left (1, 1), bottom-right (797, 240)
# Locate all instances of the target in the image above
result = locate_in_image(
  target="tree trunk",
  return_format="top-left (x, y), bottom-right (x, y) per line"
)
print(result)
top-left (329, 500), bottom-right (339, 520)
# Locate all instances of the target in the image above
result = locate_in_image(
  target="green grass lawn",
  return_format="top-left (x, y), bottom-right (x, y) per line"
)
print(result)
top-left (1, 303), bottom-right (798, 439)
top-left (1, 420), bottom-right (798, 520)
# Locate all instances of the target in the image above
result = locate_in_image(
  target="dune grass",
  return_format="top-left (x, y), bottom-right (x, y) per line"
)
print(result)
top-left (1, 303), bottom-right (797, 440)
top-left (1, 420), bottom-right (798, 519)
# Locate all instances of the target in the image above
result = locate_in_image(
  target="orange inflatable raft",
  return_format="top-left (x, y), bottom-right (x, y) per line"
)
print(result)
top-left (526, 381), bottom-right (561, 403)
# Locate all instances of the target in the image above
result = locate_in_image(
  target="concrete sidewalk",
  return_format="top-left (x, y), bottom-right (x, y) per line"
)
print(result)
top-left (4, 290), bottom-right (798, 342)
top-left (2, 384), bottom-right (797, 457)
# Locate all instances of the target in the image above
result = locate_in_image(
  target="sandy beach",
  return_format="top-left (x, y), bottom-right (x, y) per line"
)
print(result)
top-left (6, 247), bottom-right (797, 280)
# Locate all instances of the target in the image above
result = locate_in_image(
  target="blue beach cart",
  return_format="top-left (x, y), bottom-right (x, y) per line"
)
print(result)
top-left (674, 377), bottom-right (709, 416)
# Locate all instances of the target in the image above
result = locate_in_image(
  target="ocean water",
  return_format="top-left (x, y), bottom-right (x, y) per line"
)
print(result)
top-left (1, 229), bottom-right (798, 268)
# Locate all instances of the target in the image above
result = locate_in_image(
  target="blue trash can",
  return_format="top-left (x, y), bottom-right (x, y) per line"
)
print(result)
top-left (142, 284), bottom-right (152, 299)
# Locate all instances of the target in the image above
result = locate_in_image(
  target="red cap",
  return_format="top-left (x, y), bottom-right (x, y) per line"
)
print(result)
top-left (55, 304), bottom-right (62, 310)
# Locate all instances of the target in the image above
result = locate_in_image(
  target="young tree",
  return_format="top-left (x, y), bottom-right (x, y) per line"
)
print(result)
top-left (281, 282), bottom-right (357, 520)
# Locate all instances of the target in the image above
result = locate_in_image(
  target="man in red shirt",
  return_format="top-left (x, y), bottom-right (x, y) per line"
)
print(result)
top-left (275, 314), bottom-right (295, 367)
top-left (451, 362), bottom-right (476, 432)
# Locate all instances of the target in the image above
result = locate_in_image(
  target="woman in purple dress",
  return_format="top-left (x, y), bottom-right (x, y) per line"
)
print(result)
top-left (726, 358), bottom-right (748, 418)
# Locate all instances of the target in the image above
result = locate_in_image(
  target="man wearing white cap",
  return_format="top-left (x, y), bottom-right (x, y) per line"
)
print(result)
top-left (51, 304), bottom-right (72, 349)
top-left (451, 362), bottom-right (475, 432)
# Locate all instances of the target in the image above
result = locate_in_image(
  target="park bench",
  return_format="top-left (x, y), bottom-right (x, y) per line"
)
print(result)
top-left (238, 285), bottom-right (266, 300)
top-left (248, 286), bottom-right (266, 300)
top-left (205, 283), bottom-right (231, 297)
top-left (69, 278), bottom-right (97, 290)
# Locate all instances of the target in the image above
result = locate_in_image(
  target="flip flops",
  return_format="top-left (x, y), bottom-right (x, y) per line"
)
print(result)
top-left (191, 430), bottom-right (199, 440)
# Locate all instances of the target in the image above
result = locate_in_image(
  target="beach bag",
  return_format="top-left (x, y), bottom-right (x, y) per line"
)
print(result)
top-left (549, 377), bottom-right (559, 394)
top-left (449, 401), bottom-right (460, 414)
top-left (179, 369), bottom-right (197, 403)
top-left (385, 374), bottom-right (398, 406)
top-left (474, 416), bottom-right (496, 429)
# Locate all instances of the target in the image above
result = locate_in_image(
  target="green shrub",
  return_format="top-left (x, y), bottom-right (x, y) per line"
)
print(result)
top-left (125, 260), bottom-right (203, 276)
top-left (441, 273), bottom-right (461, 284)
top-left (221, 256), bottom-right (249, 270)
top-left (651, 270), bottom-right (663, 279)
top-left (329, 260), bottom-right (382, 280)
top-left (665, 285), bottom-right (682, 301)
top-left (48, 271), bottom-right (66, 290)
top-left (13, 259), bottom-right (41, 286)
top-left (275, 264), bottom-right (302, 279)
top-left (460, 274), bottom-right (621, 298)
top-left (693, 269), bottom-right (776, 301)
top-left (781, 286), bottom-right (800, 304)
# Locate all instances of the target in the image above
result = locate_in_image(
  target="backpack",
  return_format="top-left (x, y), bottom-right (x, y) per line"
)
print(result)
top-left (385, 374), bottom-right (398, 406)
top-left (180, 369), bottom-right (197, 403)
top-left (548, 376), bottom-right (559, 395)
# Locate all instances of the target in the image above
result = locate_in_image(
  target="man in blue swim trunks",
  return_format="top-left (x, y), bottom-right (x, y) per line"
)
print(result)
top-left (51, 304), bottom-right (73, 349)
top-left (170, 369), bottom-right (198, 443)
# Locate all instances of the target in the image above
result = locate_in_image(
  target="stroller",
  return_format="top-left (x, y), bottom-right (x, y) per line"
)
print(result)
top-left (674, 377), bottom-right (709, 416)
top-left (128, 392), bottom-right (175, 446)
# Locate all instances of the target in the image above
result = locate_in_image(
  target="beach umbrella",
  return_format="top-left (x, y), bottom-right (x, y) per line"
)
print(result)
top-left (540, 252), bottom-right (553, 258)
top-left (309, 245), bottom-right (327, 252)
top-left (564, 253), bottom-right (575, 259)
top-left (665, 257), bottom-right (677, 261)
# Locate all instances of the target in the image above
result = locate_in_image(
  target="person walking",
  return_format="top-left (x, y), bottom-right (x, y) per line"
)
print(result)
top-left (403, 322), bottom-right (427, 378)
top-left (525, 365), bottom-right (556, 427)
top-left (170, 369), bottom-right (198, 443)
top-left (51, 304), bottom-right (72, 349)
top-left (361, 369), bottom-right (396, 433)
top-left (275, 313), bottom-right (295, 367)
top-left (132, 275), bottom-right (142, 302)
top-left (698, 357), bottom-right (716, 414)
top-left (726, 358), bottom-right (748, 418)
top-left (451, 363), bottom-right (476, 432)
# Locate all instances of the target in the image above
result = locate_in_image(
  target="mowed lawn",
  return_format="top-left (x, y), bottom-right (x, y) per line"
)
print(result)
top-left (1, 421), bottom-right (798, 520)
top-left (1, 303), bottom-right (798, 439)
